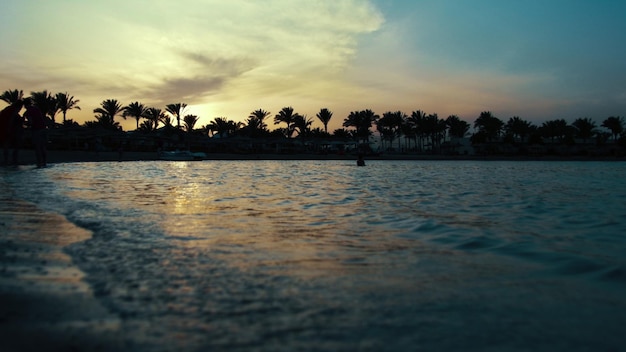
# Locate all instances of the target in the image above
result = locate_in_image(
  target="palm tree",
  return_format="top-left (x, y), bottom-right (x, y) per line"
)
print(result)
top-left (409, 110), bottom-right (427, 151)
top-left (144, 107), bottom-right (166, 130)
top-left (377, 111), bottom-right (405, 151)
top-left (183, 114), bottom-right (199, 132)
top-left (55, 92), bottom-right (81, 124)
top-left (376, 113), bottom-right (394, 150)
top-left (602, 116), bottom-right (624, 141)
top-left (343, 109), bottom-right (378, 144)
top-left (88, 113), bottom-right (121, 130)
top-left (473, 111), bottom-right (503, 142)
top-left (208, 117), bottom-right (237, 138)
top-left (245, 109), bottom-right (270, 137)
top-left (137, 120), bottom-right (156, 133)
top-left (332, 128), bottom-right (351, 139)
top-left (391, 111), bottom-right (406, 150)
top-left (93, 99), bottom-right (124, 129)
top-left (166, 103), bottom-right (187, 129)
top-left (162, 115), bottom-right (173, 127)
top-left (1, 89), bottom-right (24, 104)
top-left (274, 106), bottom-right (300, 138)
top-left (30, 90), bottom-right (58, 124)
top-left (541, 119), bottom-right (569, 143)
top-left (422, 113), bottom-right (446, 152)
top-left (504, 116), bottom-right (533, 143)
top-left (316, 108), bottom-right (333, 134)
top-left (249, 109), bottom-right (270, 127)
top-left (572, 117), bottom-right (597, 144)
top-left (446, 115), bottom-right (470, 139)
top-left (292, 114), bottom-right (313, 138)
top-left (400, 119), bottom-right (416, 151)
top-left (122, 101), bottom-right (147, 130)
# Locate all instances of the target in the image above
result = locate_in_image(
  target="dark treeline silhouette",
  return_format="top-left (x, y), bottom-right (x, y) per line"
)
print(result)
top-left (1, 88), bottom-right (625, 158)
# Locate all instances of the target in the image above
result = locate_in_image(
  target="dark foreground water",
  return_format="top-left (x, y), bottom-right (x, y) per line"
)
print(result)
top-left (3, 160), bottom-right (626, 351)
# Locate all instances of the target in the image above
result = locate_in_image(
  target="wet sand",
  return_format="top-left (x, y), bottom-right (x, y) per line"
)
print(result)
top-left (0, 179), bottom-right (125, 351)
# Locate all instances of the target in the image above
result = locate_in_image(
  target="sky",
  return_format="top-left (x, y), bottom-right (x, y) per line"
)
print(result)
top-left (1, 0), bottom-right (625, 132)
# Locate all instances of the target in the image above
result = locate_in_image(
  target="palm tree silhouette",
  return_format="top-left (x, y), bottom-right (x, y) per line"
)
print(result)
top-left (474, 111), bottom-right (503, 142)
top-left (445, 115), bottom-right (470, 153)
top-left (1, 89), bottom-right (24, 104)
top-left (162, 116), bottom-right (173, 127)
top-left (446, 115), bottom-right (470, 139)
top-left (166, 103), bottom-right (187, 129)
top-left (376, 112), bottom-right (395, 150)
top-left (30, 90), bottom-right (58, 125)
top-left (541, 119), bottom-right (569, 143)
top-left (274, 106), bottom-right (300, 138)
top-left (246, 109), bottom-right (270, 137)
top-left (504, 116), bottom-right (533, 143)
top-left (123, 101), bottom-right (147, 130)
top-left (602, 116), bottom-right (624, 141)
top-left (390, 111), bottom-right (407, 150)
top-left (316, 108), bottom-right (333, 134)
top-left (409, 110), bottom-right (427, 151)
top-left (183, 114), bottom-right (199, 132)
top-left (144, 107), bottom-right (166, 130)
top-left (292, 114), bottom-right (313, 138)
top-left (343, 109), bottom-right (378, 144)
top-left (422, 113), bottom-right (446, 152)
top-left (94, 99), bottom-right (124, 129)
top-left (572, 117), bottom-right (596, 144)
top-left (208, 117), bottom-right (240, 138)
top-left (55, 92), bottom-right (81, 125)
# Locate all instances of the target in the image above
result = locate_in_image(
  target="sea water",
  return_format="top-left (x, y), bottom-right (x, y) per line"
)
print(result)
top-left (2, 160), bottom-right (626, 351)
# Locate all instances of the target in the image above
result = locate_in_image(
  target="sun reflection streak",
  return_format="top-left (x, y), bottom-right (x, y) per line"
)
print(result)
top-left (47, 160), bottom-right (427, 279)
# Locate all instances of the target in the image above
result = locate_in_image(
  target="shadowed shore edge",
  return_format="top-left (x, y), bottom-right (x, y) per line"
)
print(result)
top-left (5, 149), bottom-right (625, 165)
top-left (0, 178), bottom-right (128, 351)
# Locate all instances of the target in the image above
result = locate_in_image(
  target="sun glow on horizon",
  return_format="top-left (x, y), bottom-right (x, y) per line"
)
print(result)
top-left (1, 0), bottom-right (388, 131)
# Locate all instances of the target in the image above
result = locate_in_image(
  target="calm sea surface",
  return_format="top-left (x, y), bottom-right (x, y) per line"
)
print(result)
top-left (3, 160), bottom-right (626, 351)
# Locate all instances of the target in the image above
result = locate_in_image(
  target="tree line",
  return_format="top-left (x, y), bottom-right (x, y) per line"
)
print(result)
top-left (2, 89), bottom-right (624, 155)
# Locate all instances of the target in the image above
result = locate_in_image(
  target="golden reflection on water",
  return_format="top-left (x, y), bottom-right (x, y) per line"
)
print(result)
top-left (150, 160), bottom-right (396, 278)
top-left (43, 160), bottom-right (499, 280)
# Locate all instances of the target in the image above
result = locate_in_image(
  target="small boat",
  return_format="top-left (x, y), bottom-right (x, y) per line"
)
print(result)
top-left (159, 150), bottom-right (207, 161)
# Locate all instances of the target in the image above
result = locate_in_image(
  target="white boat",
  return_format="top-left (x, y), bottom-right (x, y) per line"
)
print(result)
top-left (159, 150), bottom-right (207, 161)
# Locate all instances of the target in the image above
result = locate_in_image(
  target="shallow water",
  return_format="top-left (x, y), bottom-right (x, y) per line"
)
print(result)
top-left (3, 160), bottom-right (626, 351)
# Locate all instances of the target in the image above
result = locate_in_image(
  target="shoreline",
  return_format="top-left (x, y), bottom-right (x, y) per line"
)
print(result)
top-left (0, 179), bottom-right (127, 351)
top-left (5, 148), bottom-right (625, 165)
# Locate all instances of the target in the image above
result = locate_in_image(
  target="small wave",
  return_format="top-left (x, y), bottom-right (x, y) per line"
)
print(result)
top-left (599, 265), bottom-right (626, 284)
top-left (455, 236), bottom-right (501, 251)
top-left (164, 235), bottom-right (204, 242)
top-left (554, 257), bottom-right (606, 276)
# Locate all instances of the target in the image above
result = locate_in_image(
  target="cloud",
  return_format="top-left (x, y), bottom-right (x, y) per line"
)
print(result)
top-left (141, 52), bottom-right (257, 104)
top-left (1, 0), bottom-right (384, 129)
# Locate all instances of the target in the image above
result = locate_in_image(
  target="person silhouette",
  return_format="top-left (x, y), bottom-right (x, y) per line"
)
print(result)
top-left (23, 98), bottom-right (49, 168)
top-left (357, 153), bottom-right (365, 166)
top-left (1, 101), bottom-right (24, 166)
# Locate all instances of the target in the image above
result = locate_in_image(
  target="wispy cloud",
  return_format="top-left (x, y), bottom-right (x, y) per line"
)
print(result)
top-left (1, 0), bottom-right (384, 127)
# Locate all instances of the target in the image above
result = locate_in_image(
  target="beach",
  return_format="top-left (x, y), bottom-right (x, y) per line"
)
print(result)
top-left (0, 178), bottom-right (128, 351)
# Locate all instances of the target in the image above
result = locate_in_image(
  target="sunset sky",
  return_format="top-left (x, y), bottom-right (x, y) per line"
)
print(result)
top-left (1, 0), bottom-right (625, 132)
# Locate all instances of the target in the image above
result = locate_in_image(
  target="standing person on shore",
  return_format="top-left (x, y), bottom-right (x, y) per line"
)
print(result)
top-left (0, 101), bottom-right (24, 166)
top-left (23, 98), bottom-right (49, 168)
